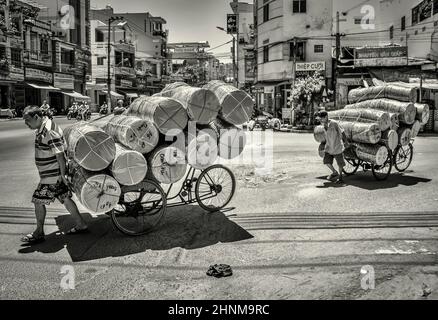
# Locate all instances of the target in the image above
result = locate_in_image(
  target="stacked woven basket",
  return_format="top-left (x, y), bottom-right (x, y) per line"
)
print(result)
top-left (63, 81), bottom-right (254, 214)
top-left (314, 84), bottom-right (430, 165)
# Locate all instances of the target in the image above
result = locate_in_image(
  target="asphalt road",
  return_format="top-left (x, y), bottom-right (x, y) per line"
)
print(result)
top-left (0, 118), bottom-right (437, 299)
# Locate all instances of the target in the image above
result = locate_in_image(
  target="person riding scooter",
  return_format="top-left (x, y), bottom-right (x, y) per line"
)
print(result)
top-left (99, 102), bottom-right (108, 115)
top-left (40, 100), bottom-right (53, 119)
top-left (67, 102), bottom-right (78, 120)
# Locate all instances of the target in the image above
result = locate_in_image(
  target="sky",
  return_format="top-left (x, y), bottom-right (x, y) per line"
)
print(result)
top-left (91, 0), bottom-right (247, 62)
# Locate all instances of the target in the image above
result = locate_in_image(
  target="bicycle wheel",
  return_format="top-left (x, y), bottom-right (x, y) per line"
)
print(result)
top-left (343, 158), bottom-right (360, 176)
top-left (394, 143), bottom-right (413, 172)
top-left (111, 179), bottom-right (167, 236)
top-left (372, 148), bottom-right (393, 181)
top-left (195, 165), bottom-right (236, 212)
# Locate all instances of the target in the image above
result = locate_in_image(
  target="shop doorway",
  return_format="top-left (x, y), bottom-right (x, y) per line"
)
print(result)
top-left (25, 87), bottom-right (40, 107)
top-left (0, 85), bottom-right (9, 108)
top-left (49, 92), bottom-right (65, 114)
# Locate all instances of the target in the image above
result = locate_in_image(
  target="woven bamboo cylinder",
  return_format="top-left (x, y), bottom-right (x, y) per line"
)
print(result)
top-left (64, 122), bottom-right (116, 172)
top-left (125, 96), bottom-right (188, 135)
top-left (397, 127), bottom-right (412, 146)
top-left (155, 86), bottom-right (221, 124)
top-left (111, 144), bottom-right (148, 186)
top-left (352, 143), bottom-right (389, 166)
top-left (348, 85), bottom-right (417, 104)
top-left (410, 120), bottom-right (421, 138)
top-left (388, 113), bottom-right (400, 130)
top-left (380, 130), bottom-right (399, 151)
top-left (148, 146), bottom-right (187, 184)
top-left (313, 125), bottom-right (326, 143)
top-left (71, 165), bottom-right (121, 214)
top-left (336, 121), bottom-right (382, 144)
top-left (344, 99), bottom-right (416, 125)
top-left (414, 103), bottom-right (430, 125)
top-left (328, 109), bottom-right (390, 131)
top-left (203, 80), bottom-right (254, 126)
top-left (103, 115), bottom-right (159, 154)
top-left (210, 118), bottom-right (247, 160)
top-left (186, 127), bottom-right (218, 170)
top-left (162, 82), bottom-right (189, 92)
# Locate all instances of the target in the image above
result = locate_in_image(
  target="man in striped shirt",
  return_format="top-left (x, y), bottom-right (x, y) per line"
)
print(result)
top-left (21, 106), bottom-right (88, 244)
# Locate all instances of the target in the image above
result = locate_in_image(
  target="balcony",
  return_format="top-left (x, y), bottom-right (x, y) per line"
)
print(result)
top-left (115, 66), bottom-right (136, 77)
top-left (60, 63), bottom-right (76, 74)
top-left (24, 51), bottom-right (52, 68)
top-left (114, 42), bottom-right (135, 54)
top-left (153, 30), bottom-right (167, 38)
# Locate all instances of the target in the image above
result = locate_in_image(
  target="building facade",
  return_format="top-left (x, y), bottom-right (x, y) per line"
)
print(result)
top-left (254, 0), bottom-right (333, 117)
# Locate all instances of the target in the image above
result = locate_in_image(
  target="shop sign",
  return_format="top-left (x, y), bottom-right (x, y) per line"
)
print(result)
top-left (54, 73), bottom-right (74, 90)
top-left (355, 47), bottom-right (408, 67)
top-left (25, 68), bottom-right (53, 83)
top-left (120, 79), bottom-right (133, 87)
top-left (296, 61), bottom-right (326, 72)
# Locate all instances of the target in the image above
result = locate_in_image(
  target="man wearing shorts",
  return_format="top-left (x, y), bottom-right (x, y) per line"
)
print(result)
top-left (316, 111), bottom-right (349, 183)
top-left (21, 106), bottom-right (88, 244)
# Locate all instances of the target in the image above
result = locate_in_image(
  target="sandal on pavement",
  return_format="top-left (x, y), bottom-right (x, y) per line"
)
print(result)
top-left (327, 173), bottom-right (339, 182)
top-left (65, 227), bottom-right (89, 235)
top-left (21, 233), bottom-right (45, 244)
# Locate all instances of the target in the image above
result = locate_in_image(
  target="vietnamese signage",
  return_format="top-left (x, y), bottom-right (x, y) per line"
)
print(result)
top-left (54, 73), bottom-right (74, 90)
top-left (227, 14), bottom-right (237, 34)
top-left (120, 79), bottom-right (133, 88)
top-left (355, 47), bottom-right (408, 67)
top-left (296, 61), bottom-right (326, 72)
top-left (25, 68), bottom-right (53, 83)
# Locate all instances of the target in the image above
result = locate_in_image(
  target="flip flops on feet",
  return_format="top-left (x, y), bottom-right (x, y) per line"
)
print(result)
top-left (327, 173), bottom-right (340, 182)
top-left (21, 233), bottom-right (45, 244)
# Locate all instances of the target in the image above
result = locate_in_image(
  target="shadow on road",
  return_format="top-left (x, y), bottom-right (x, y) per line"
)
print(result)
top-left (18, 205), bottom-right (253, 262)
top-left (316, 172), bottom-right (431, 190)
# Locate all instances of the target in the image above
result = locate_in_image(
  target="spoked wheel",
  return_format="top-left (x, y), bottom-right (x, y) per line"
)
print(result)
top-left (343, 158), bottom-right (360, 176)
top-left (394, 143), bottom-right (413, 172)
top-left (195, 165), bottom-right (236, 212)
top-left (371, 148), bottom-right (393, 181)
top-left (110, 179), bottom-right (167, 236)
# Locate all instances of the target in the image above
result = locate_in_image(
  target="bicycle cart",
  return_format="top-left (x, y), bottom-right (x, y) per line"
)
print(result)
top-left (343, 140), bottom-right (415, 181)
top-left (109, 164), bottom-right (236, 236)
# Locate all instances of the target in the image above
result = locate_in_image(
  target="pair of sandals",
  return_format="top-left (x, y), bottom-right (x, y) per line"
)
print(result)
top-left (21, 227), bottom-right (89, 244)
top-left (327, 173), bottom-right (343, 183)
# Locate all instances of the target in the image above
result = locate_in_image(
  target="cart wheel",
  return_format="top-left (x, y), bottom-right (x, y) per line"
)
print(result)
top-left (111, 179), bottom-right (167, 236)
top-left (394, 143), bottom-right (413, 172)
top-left (371, 148), bottom-right (393, 181)
top-left (343, 158), bottom-right (360, 176)
top-left (195, 165), bottom-right (236, 212)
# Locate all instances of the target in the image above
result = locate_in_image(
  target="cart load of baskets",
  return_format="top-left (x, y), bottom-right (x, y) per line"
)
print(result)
top-left (63, 81), bottom-right (253, 236)
top-left (314, 83), bottom-right (430, 181)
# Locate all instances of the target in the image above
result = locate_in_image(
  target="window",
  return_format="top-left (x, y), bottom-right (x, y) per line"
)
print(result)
top-left (290, 41), bottom-right (305, 61)
top-left (401, 16), bottom-right (406, 31)
top-left (263, 46), bottom-right (269, 63)
top-left (97, 57), bottom-right (105, 65)
top-left (354, 18), bottom-right (362, 24)
top-left (95, 29), bottom-right (104, 42)
top-left (293, 0), bottom-right (306, 13)
top-left (390, 26), bottom-right (394, 40)
top-left (40, 39), bottom-right (49, 55)
top-left (435, 0), bottom-right (438, 15)
top-left (412, 6), bottom-right (419, 24)
top-left (314, 44), bottom-right (323, 53)
top-left (419, 0), bottom-right (432, 21)
top-left (263, 3), bottom-right (270, 22)
top-left (30, 32), bottom-right (38, 52)
top-left (11, 49), bottom-right (21, 68)
top-left (61, 48), bottom-right (75, 65)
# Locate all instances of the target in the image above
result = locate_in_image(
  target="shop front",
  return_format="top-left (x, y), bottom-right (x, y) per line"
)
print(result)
top-left (24, 67), bottom-right (59, 108)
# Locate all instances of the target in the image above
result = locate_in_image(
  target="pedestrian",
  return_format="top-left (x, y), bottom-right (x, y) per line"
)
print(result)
top-left (113, 99), bottom-right (126, 115)
top-left (316, 111), bottom-right (349, 183)
top-left (21, 106), bottom-right (89, 244)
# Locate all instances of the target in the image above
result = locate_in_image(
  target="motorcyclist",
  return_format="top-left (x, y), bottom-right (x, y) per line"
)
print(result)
top-left (83, 102), bottom-right (91, 120)
top-left (100, 102), bottom-right (108, 115)
top-left (113, 99), bottom-right (126, 115)
top-left (40, 100), bottom-right (53, 119)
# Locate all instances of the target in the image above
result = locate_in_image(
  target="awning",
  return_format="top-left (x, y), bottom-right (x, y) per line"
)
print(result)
top-left (26, 82), bottom-right (60, 91)
top-left (61, 91), bottom-right (91, 100)
top-left (125, 93), bottom-right (138, 98)
top-left (102, 90), bottom-right (124, 99)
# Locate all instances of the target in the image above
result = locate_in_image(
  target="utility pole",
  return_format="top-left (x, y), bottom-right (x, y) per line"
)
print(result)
top-left (107, 17), bottom-right (112, 114)
top-left (334, 11), bottom-right (346, 110)
top-left (291, 37), bottom-right (297, 125)
top-left (232, 36), bottom-right (237, 87)
top-left (236, 12), bottom-right (240, 89)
